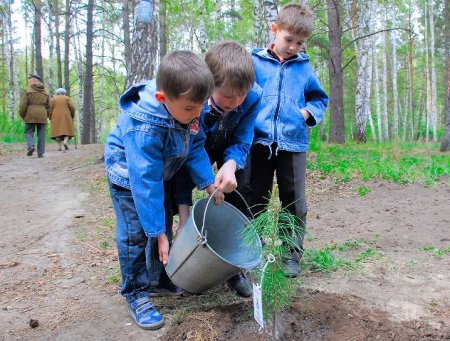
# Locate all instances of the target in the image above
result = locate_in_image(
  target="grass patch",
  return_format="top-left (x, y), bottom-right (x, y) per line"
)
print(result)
top-left (419, 246), bottom-right (450, 259)
top-left (308, 141), bottom-right (449, 185)
top-left (302, 238), bottom-right (383, 273)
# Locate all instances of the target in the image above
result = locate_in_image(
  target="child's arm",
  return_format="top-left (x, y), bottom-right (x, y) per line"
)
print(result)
top-left (303, 72), bottom-right (328, 127)
top-left (157, 233), bottom-right (169, 265)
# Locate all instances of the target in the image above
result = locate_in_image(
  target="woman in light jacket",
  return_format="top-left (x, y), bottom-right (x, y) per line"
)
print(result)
top-left (50, 88), bottom-right (76, 151)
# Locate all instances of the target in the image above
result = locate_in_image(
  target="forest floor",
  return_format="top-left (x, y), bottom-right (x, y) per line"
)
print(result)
top-left (0, 143), bottom-right (449, 341)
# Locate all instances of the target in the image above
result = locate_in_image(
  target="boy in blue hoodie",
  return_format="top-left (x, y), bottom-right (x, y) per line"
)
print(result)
top-left (250, 4), bottom-right (328, 277)
top-left (104, 51), bottom-right (225, 330)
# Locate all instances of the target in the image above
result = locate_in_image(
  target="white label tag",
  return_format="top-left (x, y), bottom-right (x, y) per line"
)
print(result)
top-left (253, 283), bottom-right (264, 329)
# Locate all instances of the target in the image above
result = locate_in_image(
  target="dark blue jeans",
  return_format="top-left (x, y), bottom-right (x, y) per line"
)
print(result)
top-left (108, 181), bottom-right (151, 303)
top-left (25, 123), bottom-right (46, 155)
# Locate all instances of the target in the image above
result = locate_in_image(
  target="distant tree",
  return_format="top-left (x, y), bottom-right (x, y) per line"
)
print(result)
top-left (440, 0), bottom-right (450, 152)
top-left (81, 0), bottom-right (95, 144)
top-left (64, 0), bottom-right (71, 95)
top-left (34, 0), bottom-right (44, 78)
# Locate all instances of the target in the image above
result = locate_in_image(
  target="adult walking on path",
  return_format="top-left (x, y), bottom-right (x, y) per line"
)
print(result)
top-left (50, 88), bottom-right (76, 151)
top-left (19, 73), bottom-right (51, 158)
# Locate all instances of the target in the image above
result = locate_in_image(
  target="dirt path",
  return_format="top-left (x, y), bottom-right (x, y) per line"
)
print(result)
top-left (1, 143), bottom-right (449, 340)
top-left (0, 144), bottom-right (164, 340)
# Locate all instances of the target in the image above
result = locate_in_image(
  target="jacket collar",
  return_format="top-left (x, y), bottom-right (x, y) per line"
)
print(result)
top-left (253, 48), bottom-right (310, 63)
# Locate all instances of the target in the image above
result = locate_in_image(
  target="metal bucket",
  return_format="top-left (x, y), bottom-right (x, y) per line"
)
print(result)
top-left (165, 195), bottom-right (262, 294)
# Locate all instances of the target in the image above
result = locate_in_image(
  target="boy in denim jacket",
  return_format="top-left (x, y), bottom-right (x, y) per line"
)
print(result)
top-left (165, 41), bottom-right (262, 297)
top-left (250, 4), bottom-right (328, 277)
top-left (104, 51), bottom-right (225, 330)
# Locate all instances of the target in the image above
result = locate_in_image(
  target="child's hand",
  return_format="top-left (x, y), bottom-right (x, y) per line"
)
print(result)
top-left (157, 234), bottom-right (169, 265)
top-left (300, 109), bottom-right (310, 120)
top-left (214, 160), bottom-right (237, 193)
top-left (205, 185), bottom-right (225, 205)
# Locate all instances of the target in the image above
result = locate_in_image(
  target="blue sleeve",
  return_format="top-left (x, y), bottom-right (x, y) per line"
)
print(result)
top-left (223, 89), bottom-right (261, 170)
top-left (303, 70), bottom-right (328, 127)
top-left (123, 130), bottom-right (166, 237)
top-left (183, 126), bottom-right (215, 190)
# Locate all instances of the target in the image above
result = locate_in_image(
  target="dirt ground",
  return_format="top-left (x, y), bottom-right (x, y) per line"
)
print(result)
top-left (0, 143), bottom-right (449, 341)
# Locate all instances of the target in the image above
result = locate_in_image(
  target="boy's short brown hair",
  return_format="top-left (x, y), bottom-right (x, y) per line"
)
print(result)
top-left (157, 50), bottom-right (214, 103)
top-left (204, 41), bottom-right (254, 96)
top-left (276, 3), bottom-right (314, 36)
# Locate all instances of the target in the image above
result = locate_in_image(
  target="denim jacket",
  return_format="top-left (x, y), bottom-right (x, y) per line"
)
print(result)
top-left (252, 49), bottom-right (328, 152)
top-left (202, 82), bottom-right (262, 170)
top-left (104, 80), bottom-right (214, 237)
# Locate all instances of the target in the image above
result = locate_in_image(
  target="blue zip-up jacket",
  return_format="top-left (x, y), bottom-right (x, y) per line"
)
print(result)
top-left (104, 80), bottom-right (215, 237)
top-left (202, 82), bottom-right (262, 169)
top-left (252, 49), bottom-right (328, 152)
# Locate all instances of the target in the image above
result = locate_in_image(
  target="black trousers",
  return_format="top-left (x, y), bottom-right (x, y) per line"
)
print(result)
top-left (249, 143), bottom-right (307, 259)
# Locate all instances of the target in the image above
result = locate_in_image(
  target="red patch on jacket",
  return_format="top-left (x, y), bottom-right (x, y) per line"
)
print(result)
top-left (189, 119), bottom-right (199, 135)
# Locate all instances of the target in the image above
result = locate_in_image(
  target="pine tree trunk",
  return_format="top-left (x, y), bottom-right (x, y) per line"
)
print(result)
top-left (47, 0), bottom-right (55, 95)
top-left (327, 0), bottom-right (345, 144)
top-left (82, 0), bottom-right (95, 144)
top-left (34, 0), bottom-right (44, 78)
top-left (122, 0), bottom-right (132, 81)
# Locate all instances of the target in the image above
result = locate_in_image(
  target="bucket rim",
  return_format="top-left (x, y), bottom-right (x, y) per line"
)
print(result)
top-left (191, 198), bottom-right (262, 269)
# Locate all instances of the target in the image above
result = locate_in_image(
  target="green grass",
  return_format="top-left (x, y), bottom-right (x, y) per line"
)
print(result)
top-left (308, 141), bottom-right (449, 186)
top-left (419, 246), bottom-right (450, 259)
top-left (301, 238), bottom-right (383, 272)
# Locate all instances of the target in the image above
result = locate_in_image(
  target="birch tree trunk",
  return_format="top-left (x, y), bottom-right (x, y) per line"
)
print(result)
top-left (263, 1), bottom-right (278, 46)
top-left (407, 2), bottom-right (415, 142)
top-left (429, 0), bottom-right (437, 142)
top-left (353, 0), bottom-right (374, 143)
top-left (382, 14), bottom-right (390, 141)
top-left (64, 0), bottom-right (71, 95)
top-left (253, 0), bottom-right (265, 48)
top-left (327, 0), bottom-right (345, 143)
top-left (440, 0), bottom-right (450, 151)
top-left (4, 2), bottom-right (17, 120)
top-left (374, 48), bottom-right (382, 142)
top-left (424, 4), bottom-right (431, 143)
top-left (127, 0), bottom-right (158, 88)
top-left (390, 10), bottom-right (399, 144)
top-left (54, 0), bottom-right (63, 88)
top-left (197, 0), bottom-right (207, 52)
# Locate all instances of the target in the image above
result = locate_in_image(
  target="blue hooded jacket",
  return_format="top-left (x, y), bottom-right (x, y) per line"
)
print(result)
top-left (252, 49), bottom-right (328, 152)
top-left (202, 82), bottom-right (262, 169)
top-left (104, 80), bottom-right (214, 237)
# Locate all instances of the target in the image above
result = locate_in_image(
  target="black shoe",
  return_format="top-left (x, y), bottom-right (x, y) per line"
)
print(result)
top-left (283, 258), bottom-right (300, 278)
top-left (150, 281), bottom-right (183, 297)
top-left (38, 154), bottom-right (44, 158)
top-left (227, 273), bottom-right (252, 298)
top-left (27, 146), bottom-right (35, 156)
top-left (64, 143), bottom-right (69, 150)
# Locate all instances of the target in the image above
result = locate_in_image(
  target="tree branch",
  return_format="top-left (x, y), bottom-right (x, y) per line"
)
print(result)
top-left (342, 27), bottom-right (413, 51)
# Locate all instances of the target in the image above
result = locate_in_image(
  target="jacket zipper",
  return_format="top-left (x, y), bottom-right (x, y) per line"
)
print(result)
top-left (273, 63), bottom-right (285, 142)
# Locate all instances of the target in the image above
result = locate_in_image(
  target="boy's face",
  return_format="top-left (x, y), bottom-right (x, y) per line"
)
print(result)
top-left (155, 92), bottom-right (204, 124)
top-left (211, 86), bottom-right (247, 113)
top-left (271, 24), bottom-right (308, 62)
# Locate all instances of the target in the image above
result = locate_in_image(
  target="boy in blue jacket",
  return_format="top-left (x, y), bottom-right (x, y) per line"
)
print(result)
top-left (250, 4), bottom-right (328, 277)
top-left (104, 51), bottom-right (225, 330)
top-left (161, 41), bottom-right (262, 298)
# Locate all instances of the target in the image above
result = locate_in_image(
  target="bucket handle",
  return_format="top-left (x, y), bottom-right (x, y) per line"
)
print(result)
top-left (200, 188), bottom-right (253, 238)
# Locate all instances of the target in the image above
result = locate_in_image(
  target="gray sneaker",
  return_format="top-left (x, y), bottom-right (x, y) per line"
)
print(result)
top-left (283, 258), bottom-right (300, 278)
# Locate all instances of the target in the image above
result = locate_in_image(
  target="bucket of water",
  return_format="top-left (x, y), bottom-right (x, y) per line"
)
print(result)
top-left (165, 193), bottom-right (262, 294)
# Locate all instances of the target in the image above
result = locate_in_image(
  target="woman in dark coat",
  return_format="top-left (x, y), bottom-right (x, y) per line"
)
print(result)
top-left (50, 88), bottom-right (76, 151)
